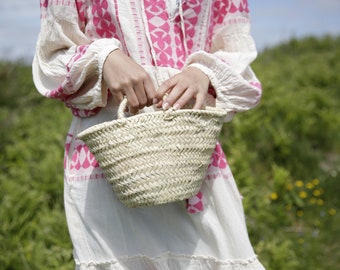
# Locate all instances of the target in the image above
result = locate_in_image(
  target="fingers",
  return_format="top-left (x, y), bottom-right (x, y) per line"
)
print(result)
top-left (193, 92), bottom-right (206, 110)
top-left (122, 87), bottom-right (138, 114)
top-left (161, 82), bottom-right (189, 110)
top-left (155, 78), bottom-right (176, 99)
top-left (111, 91), bottom-right (124, 105)
top-left (154, 76), bottom-right (187, 110)
top-left (153, 67), bottom-right (210, 110)
top-left (103, 50), bottom-right (210, 113)
top-left (127, 76), bottom-right (156, 113)
top-left (163, 86), bottom-right (205, 110)
top-left (103, 50), bottom-right (156, 114)
top-left (134, 81), bottom-right (148, 109)
top-left (143, 77), bottom-right (157, 107)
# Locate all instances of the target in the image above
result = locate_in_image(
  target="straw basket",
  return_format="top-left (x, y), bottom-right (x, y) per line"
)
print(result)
top-left (77, 98), bottom-right (227, 208)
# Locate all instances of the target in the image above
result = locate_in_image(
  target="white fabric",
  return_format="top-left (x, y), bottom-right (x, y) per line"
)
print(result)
top-left (64, 101), bottom-right (264, 270)
top-left (33, 0), bottom-right (262, 117)
top-left (32, 0), bottom-right (265, 269)
top-left (167, 0), bottom-right (180, 18)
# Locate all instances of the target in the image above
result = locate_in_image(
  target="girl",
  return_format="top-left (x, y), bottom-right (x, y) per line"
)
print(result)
top-left (33, 0), bottom-right (265, 269)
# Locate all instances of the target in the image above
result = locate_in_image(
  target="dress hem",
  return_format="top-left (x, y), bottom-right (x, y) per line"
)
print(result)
top-left (75, 253), bottom-right (265, 270)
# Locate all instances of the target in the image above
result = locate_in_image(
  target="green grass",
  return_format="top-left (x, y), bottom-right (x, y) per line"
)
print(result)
top-left (0, 35), bottom-right (339, 269)
top-left (221, 35), bottom-right (340, 269)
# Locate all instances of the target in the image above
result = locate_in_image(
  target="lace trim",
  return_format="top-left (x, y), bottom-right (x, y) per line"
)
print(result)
top-left (76, 253), bottom-right (264, 270)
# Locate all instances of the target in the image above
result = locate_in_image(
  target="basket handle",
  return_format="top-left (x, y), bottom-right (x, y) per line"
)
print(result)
top-left (117, 97), bottom-right (129, 119)
top-left (117, 96), bottom-right (174, 120)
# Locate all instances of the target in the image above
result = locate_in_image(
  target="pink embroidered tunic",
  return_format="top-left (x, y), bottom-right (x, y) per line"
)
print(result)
top-left (33, 0), bottom-right (265, 269)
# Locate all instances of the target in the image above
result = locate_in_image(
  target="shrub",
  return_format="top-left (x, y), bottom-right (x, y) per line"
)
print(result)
top-left (1, 35), bottom-right (339, 269)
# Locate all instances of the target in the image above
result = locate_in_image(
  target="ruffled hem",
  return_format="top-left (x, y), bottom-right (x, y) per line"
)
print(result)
top-left (76, 253), bottom-right (265, 270)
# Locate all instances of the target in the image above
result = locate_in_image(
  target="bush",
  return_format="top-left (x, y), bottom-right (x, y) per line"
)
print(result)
top-left (0, 62), bottom-right (73, 269)
top-left (1, 36), bottom-right (339, 269)
top-left (221, 35), bottom-right (340, 269)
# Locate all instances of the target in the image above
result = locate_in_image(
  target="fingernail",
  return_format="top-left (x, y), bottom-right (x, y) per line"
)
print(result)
top-left (153, 98), bottom-right (158, 104)
top-left (173, 103), bottom-right (180, 110)
top-left (162, 102), bottom-right (170, 110)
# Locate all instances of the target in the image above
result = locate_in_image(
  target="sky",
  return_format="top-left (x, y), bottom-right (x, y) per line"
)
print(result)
top-left (0, 0), bottom-right (340, 62)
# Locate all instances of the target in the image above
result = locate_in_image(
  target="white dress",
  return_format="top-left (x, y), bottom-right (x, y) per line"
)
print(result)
top-left (33, 0), bottom-right (265, 269)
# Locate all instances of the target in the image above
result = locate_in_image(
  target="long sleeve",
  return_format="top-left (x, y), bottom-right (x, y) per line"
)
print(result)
top-left (184, 0), bottom-right (262, 121)
top-left (32, 0), bottom-right (122, 113)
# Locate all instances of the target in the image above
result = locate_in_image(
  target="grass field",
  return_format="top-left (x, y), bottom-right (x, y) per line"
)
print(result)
top-left (0, 36), bottom-right (339, 269)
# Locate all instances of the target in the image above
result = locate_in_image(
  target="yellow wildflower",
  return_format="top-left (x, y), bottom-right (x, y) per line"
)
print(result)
top-left (317, 199), bottom-right (324, 206)
top-left (306, 182), bottom-right (314, 189)
top-left (328, 208), bottom-right (336, 216)
top-left (297, 210), bottom-right (304, 217)
top-left (270, 192), bottom-right (279, 201)
top-left (309, 198), bottom-right (317, 205)
top-left (299, 191), bottom-right (308, 199)
top-left (312, 178), bottom-right (320, 186)
top-left (295, 180), bottom-right (304, 187)
top-left (313, 189), bottom-right (322, 197)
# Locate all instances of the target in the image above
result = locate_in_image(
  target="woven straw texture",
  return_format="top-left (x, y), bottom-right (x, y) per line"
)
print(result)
top-left (78, 99), bottom-right (226, 208)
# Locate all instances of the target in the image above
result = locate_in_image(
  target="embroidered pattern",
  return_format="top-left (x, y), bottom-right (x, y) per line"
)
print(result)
top-left (75, 0), bottom-right (87, 30)
top-left (171, 0), bottom-right (205, 67)
top-left (65, 136), bottom-right (100, 170)
top-left (39, 0), bottom-right (254, 214)
top-left (64, 134), bottom-right (105, 182)
top-left (143, 0), bottom-right (207, 68)
top-left (66, 45), bottom-right (89, 72)
top-left (206, 0), bottom-right (250, 50)
top-left (46, 45), bottom-right (102, 117)
top-left (40, 0), bottom-right (48, 8)
top-left (143, 0), bottom-right (175, 67)
top-left (92, 0), bottom-right (117, 38)
top-left (186, 191), bottom-right (204, 213)
top-left (71, 107), bottom-right (102, 118)
top-left (186, 142), bottom-right (230, 213)
top-left (181, 0), bottom-right (203, 52)
top-left (209, 142), bottom-right (228, 169)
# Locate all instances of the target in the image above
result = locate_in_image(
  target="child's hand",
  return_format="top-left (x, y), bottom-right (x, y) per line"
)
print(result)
top-left (103, 49), bottom-right (156, 114)
top-left (153, 67), bottom-right (210, 110)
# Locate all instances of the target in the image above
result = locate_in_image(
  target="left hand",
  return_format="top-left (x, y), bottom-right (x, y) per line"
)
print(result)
top-left (153, 67), bottom-right (211, 110)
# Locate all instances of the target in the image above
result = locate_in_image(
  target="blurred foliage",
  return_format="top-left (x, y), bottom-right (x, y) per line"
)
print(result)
top-left (0, 35), bottom-right (339, 269)
top-left (0, 62), bottom-right (73, 269)
top-left (221, 35), bottom-right (340, 270)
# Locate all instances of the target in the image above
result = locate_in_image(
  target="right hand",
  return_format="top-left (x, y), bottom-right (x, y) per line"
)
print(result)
top-left (103, 49), bottom-right (156, 114)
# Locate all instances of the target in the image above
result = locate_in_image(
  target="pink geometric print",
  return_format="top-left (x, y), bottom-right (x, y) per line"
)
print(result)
top-left (143, 0), bottom-right (205, 68)
top-left (40, 0), bottom-right (77, 19)
top-left (249, 81), bottom-right (262, 91)
top-left (169, 0), bottom-right (204, 67)
top-left (186, 191), bottom-right (204, 213)
top-left (213, 0), bottom-right (249, 24)
top-left (209, 142), bottom-right (228, 169)
top-left (143, 0), bottom-right (174, 67)
top-left (180, 0), bottom-right (203, 52)
top-left (92, 0), bottom-right (117, 38)
top-left (186, 142), bottom-right (229, 214)
top-left (75, 0), bottom-right (87, 30)
top-left (71, 107), bottom-right (102, 118)
top-left (46, 44), bottom-right (102, 117)
top-left (40, 0), bottom-right (48, 8)
top-left (206, 0), bottom-right (250, 50)
top-left (239, 0), bottom-right (250, 13)
top-left (66, 45), bottom-right (89, 72)
top-left (65, 135), bottom-right (99, 171)
top-left (173, 23), bottom-right (186, 68)
top-left (72, 144), bottom-right (99, 170)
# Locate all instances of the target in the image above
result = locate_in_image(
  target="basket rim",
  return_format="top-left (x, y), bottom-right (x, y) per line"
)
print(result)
top-left (78, 106), bottom-right (226, 139)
